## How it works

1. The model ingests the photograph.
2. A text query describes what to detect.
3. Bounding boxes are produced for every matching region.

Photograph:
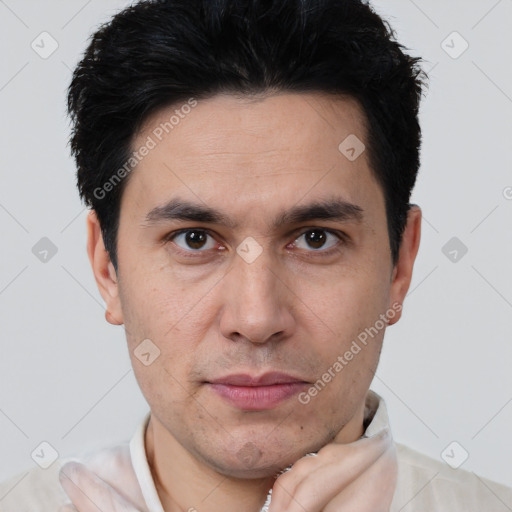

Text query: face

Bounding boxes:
[89,92,420,478]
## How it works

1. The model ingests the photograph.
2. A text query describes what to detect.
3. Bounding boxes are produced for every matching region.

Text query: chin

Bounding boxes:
[206,453,294,480]
[197,436,319,480]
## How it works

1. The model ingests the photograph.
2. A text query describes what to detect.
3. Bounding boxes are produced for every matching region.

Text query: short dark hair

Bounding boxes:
[68,0,427,271]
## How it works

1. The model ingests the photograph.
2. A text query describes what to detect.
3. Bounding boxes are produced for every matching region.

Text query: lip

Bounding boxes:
[207,372,309,411]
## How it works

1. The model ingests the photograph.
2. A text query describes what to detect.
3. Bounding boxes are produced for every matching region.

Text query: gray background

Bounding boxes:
[1,0,511,491]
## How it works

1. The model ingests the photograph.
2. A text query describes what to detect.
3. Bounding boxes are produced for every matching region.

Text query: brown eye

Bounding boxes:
[305,230,327,249]
[293,229,341,251]
[171,230,216,251]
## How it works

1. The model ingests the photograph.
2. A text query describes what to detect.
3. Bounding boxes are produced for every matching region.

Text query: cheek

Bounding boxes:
[294,271,388,402]
[128,335,196,410]
[118,283,198,405]
[299,268,389,338]
[119,266,189,335]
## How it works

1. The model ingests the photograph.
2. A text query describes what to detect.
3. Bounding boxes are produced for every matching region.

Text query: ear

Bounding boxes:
[86,210,124,326]
[388,205,422,326]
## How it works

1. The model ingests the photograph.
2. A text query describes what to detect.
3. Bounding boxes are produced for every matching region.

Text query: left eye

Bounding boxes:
[171,230,217,251]
[293,229,341,251]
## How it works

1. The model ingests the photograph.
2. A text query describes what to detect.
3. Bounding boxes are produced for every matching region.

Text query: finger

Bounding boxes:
[323,444,398,512]
[282,443,397,512]
[268,429,392,512]
[269,431,390,511]
[59,461,141,512]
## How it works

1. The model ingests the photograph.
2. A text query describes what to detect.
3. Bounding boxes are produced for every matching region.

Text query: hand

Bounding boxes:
[266,428,398,512]
[58,461,145,512]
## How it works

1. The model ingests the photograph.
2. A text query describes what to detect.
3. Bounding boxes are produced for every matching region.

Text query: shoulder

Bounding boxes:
[0,444,132,512]
[0,459,71,512]
[391,442,512,512]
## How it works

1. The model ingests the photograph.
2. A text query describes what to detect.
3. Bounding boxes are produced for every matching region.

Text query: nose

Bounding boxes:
[218,242,296,345]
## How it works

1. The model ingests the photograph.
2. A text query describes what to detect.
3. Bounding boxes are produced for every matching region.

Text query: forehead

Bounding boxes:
[123,92,383,227]
[137,91,367,163]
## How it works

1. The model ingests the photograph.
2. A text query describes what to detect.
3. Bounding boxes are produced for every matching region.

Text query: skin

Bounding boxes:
[87,92,421,512]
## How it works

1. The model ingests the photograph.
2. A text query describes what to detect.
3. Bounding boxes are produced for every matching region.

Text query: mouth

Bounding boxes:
[206,372,309,411]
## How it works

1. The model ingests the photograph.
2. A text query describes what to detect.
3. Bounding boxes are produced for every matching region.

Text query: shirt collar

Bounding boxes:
[129,414,165,512]
[362,388,391,438]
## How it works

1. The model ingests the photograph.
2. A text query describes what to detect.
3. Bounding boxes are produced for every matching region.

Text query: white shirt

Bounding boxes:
[1,390,510,511]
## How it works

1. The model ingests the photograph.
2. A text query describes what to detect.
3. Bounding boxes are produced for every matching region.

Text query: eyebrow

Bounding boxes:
[143,196,364,230]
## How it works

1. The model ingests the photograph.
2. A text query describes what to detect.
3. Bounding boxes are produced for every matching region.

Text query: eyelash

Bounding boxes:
[162,228,348,259]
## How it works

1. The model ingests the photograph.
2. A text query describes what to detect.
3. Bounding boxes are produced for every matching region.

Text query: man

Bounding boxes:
[1,0,511,511]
